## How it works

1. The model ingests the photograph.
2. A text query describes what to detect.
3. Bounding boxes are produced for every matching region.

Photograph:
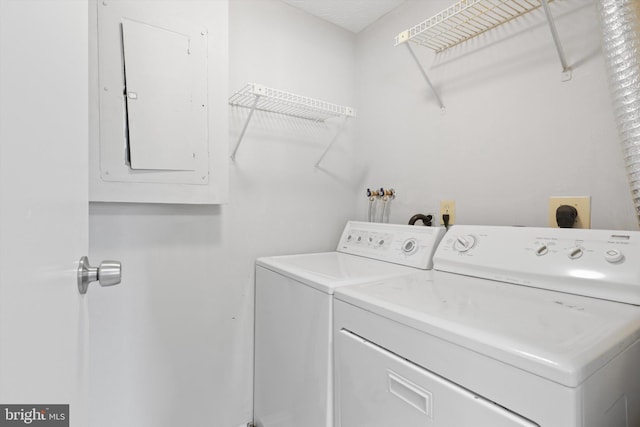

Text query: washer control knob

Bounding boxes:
[454,235,476,252]
[401,238,418,254]
[567,247,584,259]
[604,248,624,264]
[535,245,549,256]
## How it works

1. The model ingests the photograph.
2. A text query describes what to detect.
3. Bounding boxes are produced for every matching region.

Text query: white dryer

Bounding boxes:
[334,225,640,427]
[253,221,446,427]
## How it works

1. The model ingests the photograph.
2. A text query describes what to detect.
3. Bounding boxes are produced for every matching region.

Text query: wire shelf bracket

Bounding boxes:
[405,43,445,110]
[540,0,572,81]
[229,83,356,165]
[314,115,350,168]
[395,0,572,101]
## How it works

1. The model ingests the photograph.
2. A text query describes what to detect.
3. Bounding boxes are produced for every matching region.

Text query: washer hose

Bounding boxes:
[408,214,433,226]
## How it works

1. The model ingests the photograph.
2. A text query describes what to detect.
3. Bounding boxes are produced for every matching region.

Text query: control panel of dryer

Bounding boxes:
[434,225,640,305]
[337,221,446,270]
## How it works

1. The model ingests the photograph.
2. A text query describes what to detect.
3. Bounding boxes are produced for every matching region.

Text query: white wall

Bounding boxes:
[88,1,356,426]
[354,0,639,230]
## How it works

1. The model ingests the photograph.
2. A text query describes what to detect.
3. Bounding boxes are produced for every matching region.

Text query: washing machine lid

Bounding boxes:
[256,252,425,294]
[334,271,640,387]
[255,221,445,294]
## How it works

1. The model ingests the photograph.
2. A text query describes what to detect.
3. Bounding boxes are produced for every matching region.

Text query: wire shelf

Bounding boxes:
[229,83,355,122]
[395,0,552,52]
[228,83,355,164]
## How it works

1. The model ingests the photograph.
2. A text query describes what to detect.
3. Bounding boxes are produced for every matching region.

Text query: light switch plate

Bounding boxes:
[548,196,591,228]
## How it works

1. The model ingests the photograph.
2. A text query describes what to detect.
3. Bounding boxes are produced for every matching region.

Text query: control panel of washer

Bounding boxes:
[337,221,446,269]
[435,225,640,305]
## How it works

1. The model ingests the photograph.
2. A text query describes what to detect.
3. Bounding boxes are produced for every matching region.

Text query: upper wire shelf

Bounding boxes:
[229,83,355,122]
[394,0,570,108]
[395,0,553,52]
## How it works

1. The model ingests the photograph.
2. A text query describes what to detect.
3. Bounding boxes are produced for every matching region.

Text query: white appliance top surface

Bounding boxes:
[256,251,429,294]
[256,221,445,294]
[335,271,640,387]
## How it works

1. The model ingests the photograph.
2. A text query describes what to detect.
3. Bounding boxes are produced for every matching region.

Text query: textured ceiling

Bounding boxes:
[280,0,406,33]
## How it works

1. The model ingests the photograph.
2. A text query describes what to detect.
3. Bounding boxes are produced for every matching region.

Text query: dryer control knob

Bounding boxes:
[567,247,584,259]
[454,235,476,252]
[535,245,549,256]
[604,248,624,264]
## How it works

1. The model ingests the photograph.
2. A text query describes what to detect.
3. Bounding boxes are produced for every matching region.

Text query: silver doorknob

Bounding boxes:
[77,256,122,294]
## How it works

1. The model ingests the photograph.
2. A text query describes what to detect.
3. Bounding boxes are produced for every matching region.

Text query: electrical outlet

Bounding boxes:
[548,196,591,228]
[440,200,455,226]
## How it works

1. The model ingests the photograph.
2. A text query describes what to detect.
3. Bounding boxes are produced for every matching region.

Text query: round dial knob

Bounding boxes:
[535,245,549,256]
[401,238,418,254]
[453,235,476,252]
[604,248,624,263]
[567,247,584,259]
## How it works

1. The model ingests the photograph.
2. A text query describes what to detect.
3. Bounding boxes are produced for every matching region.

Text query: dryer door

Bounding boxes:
[336,330,539,427]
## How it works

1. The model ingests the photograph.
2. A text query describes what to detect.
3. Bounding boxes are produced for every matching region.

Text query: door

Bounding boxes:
[0,1,89,425]
[336,330,538,427]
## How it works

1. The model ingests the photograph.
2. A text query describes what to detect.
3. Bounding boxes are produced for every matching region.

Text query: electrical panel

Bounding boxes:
[91,1,228,204]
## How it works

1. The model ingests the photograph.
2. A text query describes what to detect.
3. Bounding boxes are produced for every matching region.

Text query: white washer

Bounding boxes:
[253,221,446,427]
[334,225,640,427]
